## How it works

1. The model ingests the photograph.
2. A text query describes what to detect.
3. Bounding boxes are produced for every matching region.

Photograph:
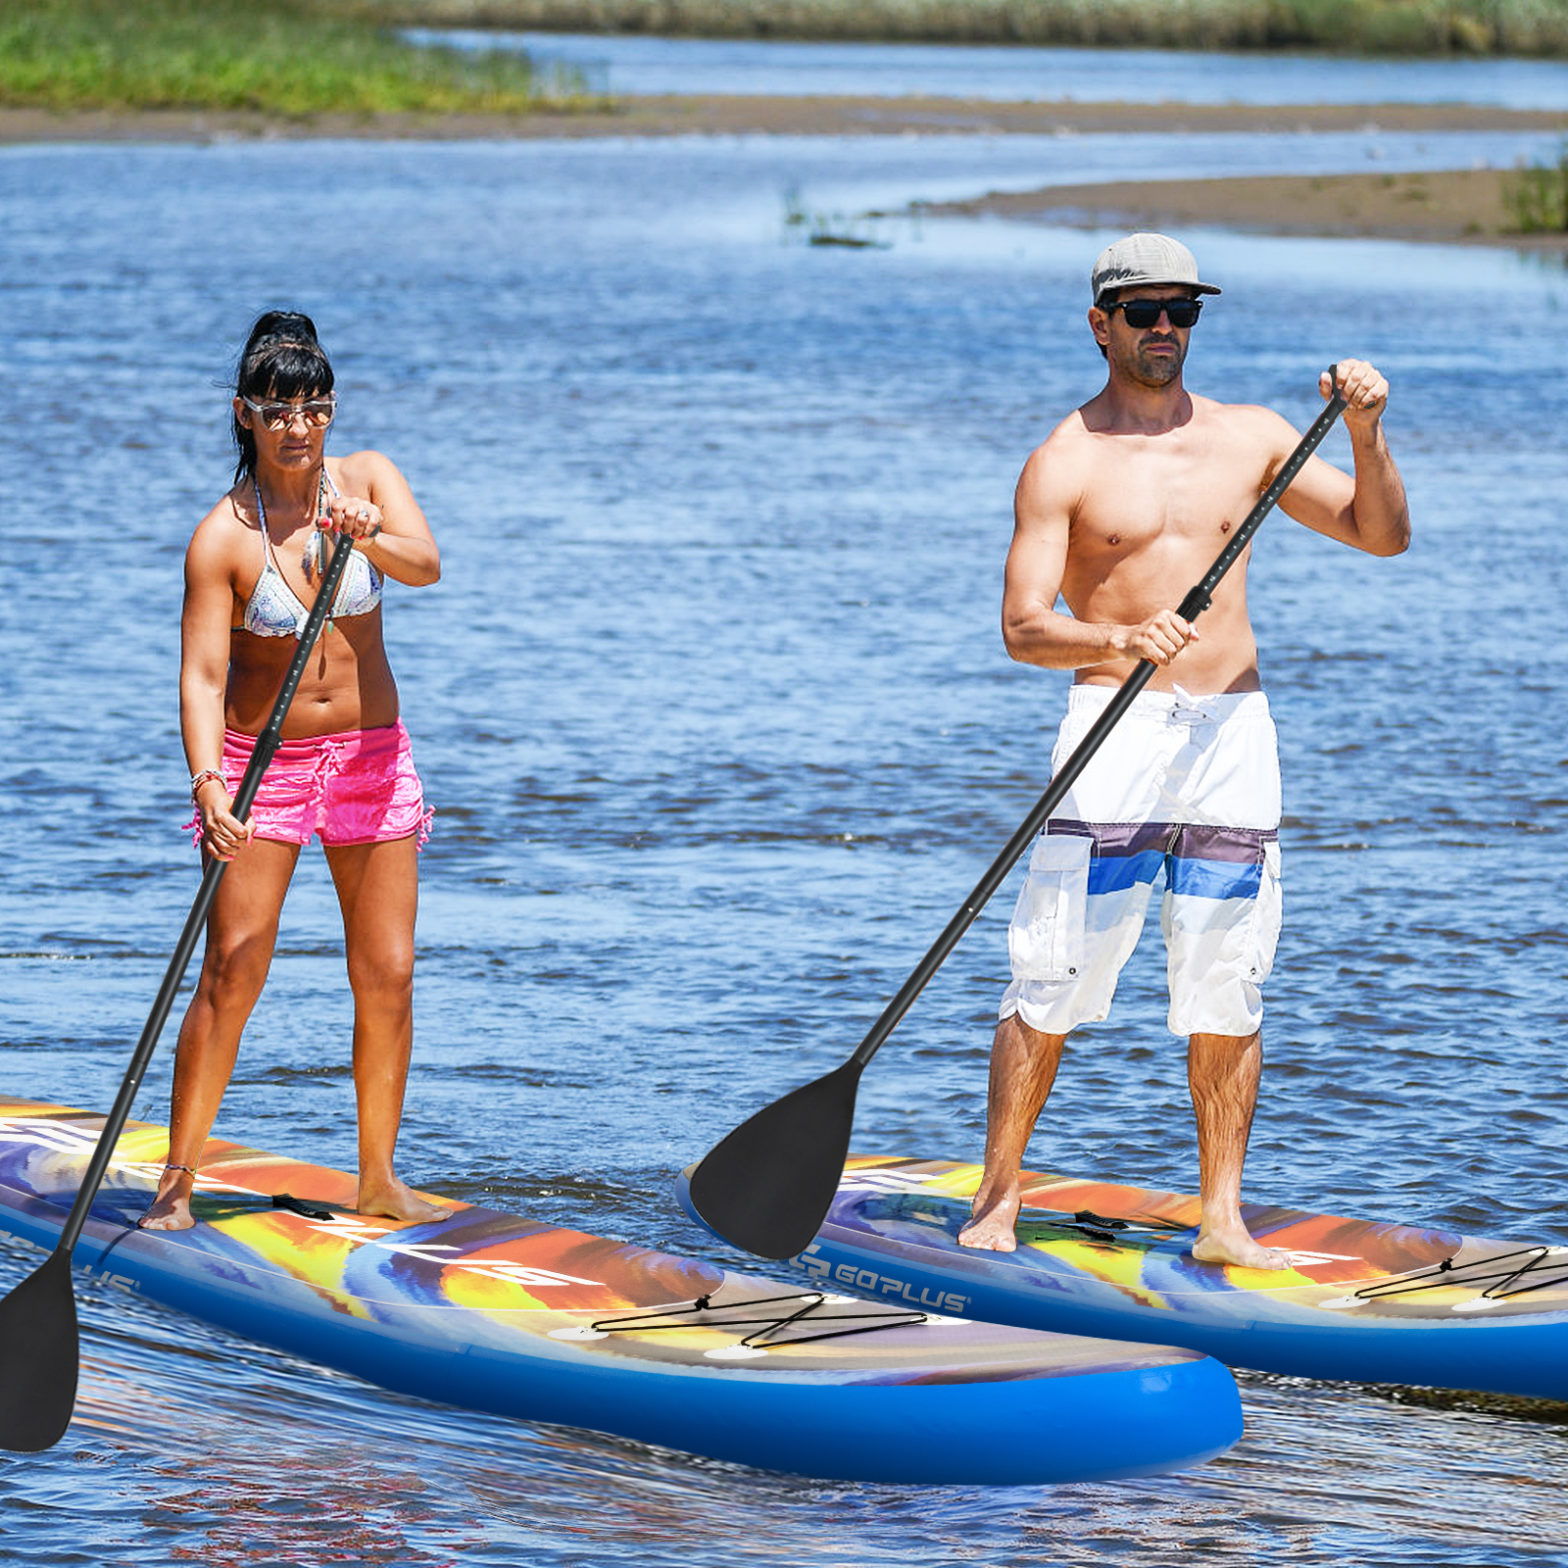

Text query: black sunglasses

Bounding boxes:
[1102,297,1204,329]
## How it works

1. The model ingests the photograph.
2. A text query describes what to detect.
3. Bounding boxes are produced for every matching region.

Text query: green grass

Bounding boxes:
[355,0,1568,56]
[0,0,603,115]
[9,0,1567,118]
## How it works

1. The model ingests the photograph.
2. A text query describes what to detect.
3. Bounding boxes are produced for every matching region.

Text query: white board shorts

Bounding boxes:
[1000,684,1283,1039]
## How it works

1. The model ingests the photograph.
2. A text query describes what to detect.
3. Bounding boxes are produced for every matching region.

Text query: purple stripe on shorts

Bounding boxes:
[1050,819,1276,863]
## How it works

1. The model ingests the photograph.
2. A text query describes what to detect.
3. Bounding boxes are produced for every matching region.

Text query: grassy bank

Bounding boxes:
[351,0,1568,56]
[0,0,601,115]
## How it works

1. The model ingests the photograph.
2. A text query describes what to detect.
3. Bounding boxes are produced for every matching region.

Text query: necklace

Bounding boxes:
[252,467,329,580]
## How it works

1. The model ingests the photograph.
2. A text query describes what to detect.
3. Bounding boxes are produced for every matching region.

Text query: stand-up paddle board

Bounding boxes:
[676,1155,1568,1401]
[0,1100,1241,1484]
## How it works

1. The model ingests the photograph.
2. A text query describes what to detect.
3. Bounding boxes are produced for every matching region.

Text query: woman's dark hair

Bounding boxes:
[231,311,335,483]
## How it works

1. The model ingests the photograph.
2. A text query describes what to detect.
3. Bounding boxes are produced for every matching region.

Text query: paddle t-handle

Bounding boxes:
[687,368,1348,1259]
[0,529,358,1453]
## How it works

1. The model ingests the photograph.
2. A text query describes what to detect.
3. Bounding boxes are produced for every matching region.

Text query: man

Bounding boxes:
[958,233,1409,1268]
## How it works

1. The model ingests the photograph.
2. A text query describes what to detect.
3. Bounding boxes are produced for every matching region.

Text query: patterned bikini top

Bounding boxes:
[240,466,383,638]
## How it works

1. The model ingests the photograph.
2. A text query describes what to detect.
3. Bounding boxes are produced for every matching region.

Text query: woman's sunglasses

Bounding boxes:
[1101,298,1204,329]
[241,395,337,430]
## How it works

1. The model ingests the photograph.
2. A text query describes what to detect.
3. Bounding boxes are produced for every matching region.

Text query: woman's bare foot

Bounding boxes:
[1191,1226,1288,1270]
[139,1166,197,1231]
[357,1176,448,1226]
[957,1179,1021,1252]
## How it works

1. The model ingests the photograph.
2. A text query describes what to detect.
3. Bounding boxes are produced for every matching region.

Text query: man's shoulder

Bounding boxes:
[1020,406,1096,473]
[1015,410,1097,511]
[1177,396,1306,477]
[1192,393,1299,443]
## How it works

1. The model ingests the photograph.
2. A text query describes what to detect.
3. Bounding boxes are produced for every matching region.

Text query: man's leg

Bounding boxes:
[958,1015,1066,1252]
[1186,1030,1286,1269]
[972,819,1155,1253]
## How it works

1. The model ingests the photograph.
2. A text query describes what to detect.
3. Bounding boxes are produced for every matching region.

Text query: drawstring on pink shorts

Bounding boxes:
[183,720,433,851]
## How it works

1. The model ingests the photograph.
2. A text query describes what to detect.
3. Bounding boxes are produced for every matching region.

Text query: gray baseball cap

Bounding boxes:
[1091,233,1220,304]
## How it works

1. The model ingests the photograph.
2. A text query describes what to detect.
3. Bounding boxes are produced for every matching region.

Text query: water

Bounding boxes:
[2,98,1567,1568]
[412,28,1568,109]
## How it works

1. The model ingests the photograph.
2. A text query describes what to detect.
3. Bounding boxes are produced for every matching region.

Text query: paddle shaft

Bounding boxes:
[847,372,1348,1072]
[53,531,358,1256]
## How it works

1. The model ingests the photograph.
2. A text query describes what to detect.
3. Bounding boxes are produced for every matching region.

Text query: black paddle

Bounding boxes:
[0,529,357,1453]
[688,368,1350,1260]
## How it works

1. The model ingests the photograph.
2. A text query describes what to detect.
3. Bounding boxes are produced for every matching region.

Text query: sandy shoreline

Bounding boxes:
[917,167,1568,251]
[5,94,1565,250]
[4,94,1564,143]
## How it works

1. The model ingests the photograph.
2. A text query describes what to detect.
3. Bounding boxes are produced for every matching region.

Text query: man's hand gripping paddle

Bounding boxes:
[0,532,358,1453]
[688,369,1350,1260]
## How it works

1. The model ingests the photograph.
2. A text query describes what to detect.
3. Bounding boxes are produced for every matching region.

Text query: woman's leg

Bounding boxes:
[141,839,300,1230]
[324,835,444,1223]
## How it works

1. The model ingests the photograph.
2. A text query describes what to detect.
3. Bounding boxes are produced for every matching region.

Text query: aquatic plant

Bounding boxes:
[782,185,892,247]
[0,0,603,115]
[1504,139,1568,232]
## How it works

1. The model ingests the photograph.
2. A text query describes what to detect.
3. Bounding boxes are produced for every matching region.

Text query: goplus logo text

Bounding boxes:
[793,1244,970,1316]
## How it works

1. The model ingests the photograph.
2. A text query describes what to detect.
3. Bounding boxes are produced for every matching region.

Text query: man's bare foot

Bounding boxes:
[139,1168,196,1232]
[1191,1227,1289,1270]
[957,1180,1020,1252]
[357,1177,448,1226]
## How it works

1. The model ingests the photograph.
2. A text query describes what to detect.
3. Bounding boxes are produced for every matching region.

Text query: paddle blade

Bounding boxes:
[686,1058,863,1260]
[0,1248,79,1452]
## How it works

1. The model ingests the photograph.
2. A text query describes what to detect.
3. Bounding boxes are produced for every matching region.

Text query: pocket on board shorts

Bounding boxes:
[1243,838,1284,984]
[1007,832,1092,985]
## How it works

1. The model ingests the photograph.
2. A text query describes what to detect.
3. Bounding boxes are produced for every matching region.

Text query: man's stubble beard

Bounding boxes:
[1115,336,1186,388]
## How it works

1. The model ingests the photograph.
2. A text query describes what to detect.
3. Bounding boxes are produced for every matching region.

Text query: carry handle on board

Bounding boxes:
[686,368,1350,1261]
[0,530,358,1454]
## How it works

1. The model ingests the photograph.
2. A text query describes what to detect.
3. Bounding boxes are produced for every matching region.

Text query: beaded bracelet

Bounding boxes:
[189,769,225,804]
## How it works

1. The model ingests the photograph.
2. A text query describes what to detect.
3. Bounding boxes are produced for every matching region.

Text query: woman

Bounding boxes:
[142,311,445,1231]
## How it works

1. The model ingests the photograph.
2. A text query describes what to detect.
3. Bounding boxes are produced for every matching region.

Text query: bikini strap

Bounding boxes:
[253,478,278,571]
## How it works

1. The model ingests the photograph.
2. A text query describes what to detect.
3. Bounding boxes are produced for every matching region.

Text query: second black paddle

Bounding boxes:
[688,369,1349,1260]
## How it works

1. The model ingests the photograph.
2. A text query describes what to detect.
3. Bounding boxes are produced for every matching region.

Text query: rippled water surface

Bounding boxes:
[1,99,1566,1568]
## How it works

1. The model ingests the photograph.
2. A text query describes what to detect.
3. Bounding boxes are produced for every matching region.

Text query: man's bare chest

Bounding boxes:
[1069,444,1271,555]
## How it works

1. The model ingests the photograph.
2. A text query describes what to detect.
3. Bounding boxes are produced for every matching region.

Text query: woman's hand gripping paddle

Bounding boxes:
[0,531,359,1453]
[687,369,1350,1260]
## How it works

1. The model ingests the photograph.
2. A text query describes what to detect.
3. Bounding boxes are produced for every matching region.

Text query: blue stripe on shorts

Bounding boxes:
[1059,820,1273,903]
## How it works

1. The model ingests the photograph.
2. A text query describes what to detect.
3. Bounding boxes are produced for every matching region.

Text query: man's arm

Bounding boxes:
[1274,358,1411,557]
[1002,434,1198,670]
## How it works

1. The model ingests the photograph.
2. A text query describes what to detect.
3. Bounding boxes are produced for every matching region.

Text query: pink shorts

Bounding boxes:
[187,721,433,850]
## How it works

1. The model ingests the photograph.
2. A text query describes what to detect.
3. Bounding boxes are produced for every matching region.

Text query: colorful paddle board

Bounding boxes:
[676,1155,1568,1401]
[0,1100,1242,1484]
